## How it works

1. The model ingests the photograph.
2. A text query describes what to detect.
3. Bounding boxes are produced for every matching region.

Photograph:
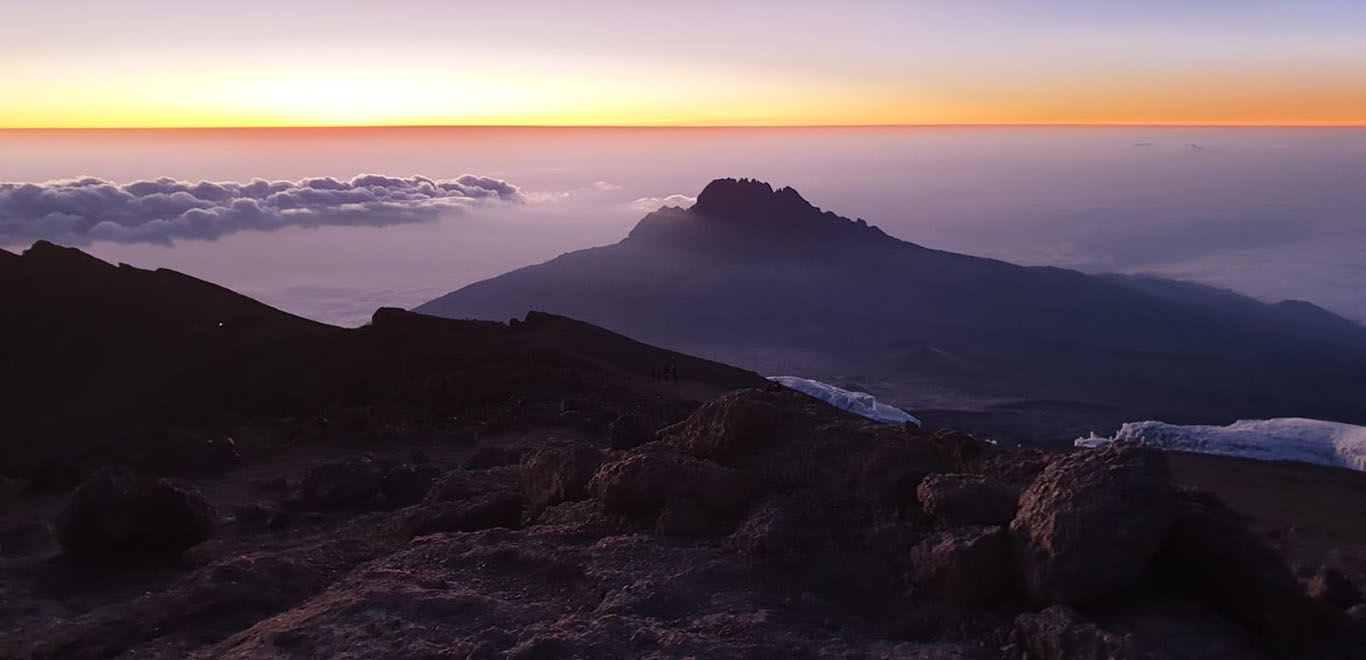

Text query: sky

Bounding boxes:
[4,1,1366,128]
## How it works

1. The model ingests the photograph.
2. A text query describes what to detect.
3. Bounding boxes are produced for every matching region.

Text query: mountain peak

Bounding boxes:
[17,240,113,272]
[693,177,808,215]
[691,178,815,218]
[627,178,889,247]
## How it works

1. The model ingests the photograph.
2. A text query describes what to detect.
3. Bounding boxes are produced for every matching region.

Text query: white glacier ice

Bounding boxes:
[1076,418,1366,472]
[767,376,921,426]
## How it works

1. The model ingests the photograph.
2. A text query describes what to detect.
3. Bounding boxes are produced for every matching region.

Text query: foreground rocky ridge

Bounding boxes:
[4,389,1364,659]
[4,243,1366,658]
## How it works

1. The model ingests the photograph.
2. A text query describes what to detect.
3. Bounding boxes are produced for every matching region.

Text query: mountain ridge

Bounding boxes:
[418,178,1366,441]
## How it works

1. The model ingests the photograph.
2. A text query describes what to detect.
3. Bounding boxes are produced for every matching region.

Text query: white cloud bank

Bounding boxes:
[1077,418,1366,472]
[0,174,522,246]
[631,194,696,212]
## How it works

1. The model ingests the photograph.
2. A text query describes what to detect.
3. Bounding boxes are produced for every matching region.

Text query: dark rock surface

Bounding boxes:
[521,444,604,511]
[1156,488,1358,657]
[917,473,1018,527]
[299,456,383,507]
[380,462,442,505]
[1010,443,1175,605]
[56,467,214,560]
[910,526,1014,606]
[590,442,756,533]
[1008,606,1133,660]
[1308,565,1365,611]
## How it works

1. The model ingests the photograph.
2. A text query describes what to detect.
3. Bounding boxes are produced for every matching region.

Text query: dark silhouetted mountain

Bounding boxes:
[0,241,764,480]
[418,178,1366,439]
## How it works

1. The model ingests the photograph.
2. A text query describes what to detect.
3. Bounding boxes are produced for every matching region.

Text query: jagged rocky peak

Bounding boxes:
[690,177,816,219]
[627,177,887,245]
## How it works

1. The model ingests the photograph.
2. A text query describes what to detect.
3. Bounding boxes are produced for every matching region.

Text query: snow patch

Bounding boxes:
[767,376,920,426]
[1076,418,1366,472]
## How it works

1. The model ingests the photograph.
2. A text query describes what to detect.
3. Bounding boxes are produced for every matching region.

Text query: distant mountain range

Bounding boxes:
[418,178,1366,441]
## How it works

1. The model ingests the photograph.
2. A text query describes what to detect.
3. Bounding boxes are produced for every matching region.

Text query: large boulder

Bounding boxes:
[1009,443,1175,605]
[917,473,1017,527]
[520,444,604,510]
[1157,489,1357,656]
[909,526,1014,606]
[56,467,214,559]
[589,442,756,534]
[299,456,383,507]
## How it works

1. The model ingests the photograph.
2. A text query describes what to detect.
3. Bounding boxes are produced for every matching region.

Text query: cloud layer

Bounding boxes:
[630,194,696,212]
[0,174,522,245]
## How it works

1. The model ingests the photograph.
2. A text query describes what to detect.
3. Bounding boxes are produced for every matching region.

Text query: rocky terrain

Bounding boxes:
[3,243,1366,659]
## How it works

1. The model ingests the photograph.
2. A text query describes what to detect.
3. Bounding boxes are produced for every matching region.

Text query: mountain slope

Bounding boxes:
[0,241,765,479]
[418,178,1366,439]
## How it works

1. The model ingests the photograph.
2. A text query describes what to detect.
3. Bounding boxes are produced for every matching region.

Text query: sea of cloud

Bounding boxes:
[0,174,521,245]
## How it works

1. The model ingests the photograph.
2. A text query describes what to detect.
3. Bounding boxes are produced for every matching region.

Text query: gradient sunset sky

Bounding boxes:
[5,0,1365,128]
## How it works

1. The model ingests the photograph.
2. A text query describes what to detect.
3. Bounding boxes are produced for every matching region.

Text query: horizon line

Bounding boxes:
[3,122,1366,132]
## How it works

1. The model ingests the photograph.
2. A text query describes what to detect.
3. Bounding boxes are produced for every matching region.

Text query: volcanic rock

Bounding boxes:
[1157,488,1354,655]
[910,525,1014,606]
[520,444,604,510]
[56,467,214,559]
[728,493,837,558]
[1010,443,1175,605]
[917,473,1017,527]
[405,492,528,536]
[299,456,383,507]
[380,463,443,505]
[424,465,520,504]
[1008,606,1133,660]
[589,442,755,532]
[463,445,525,469]
[608,412,655,450]
[233,502,290,530]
